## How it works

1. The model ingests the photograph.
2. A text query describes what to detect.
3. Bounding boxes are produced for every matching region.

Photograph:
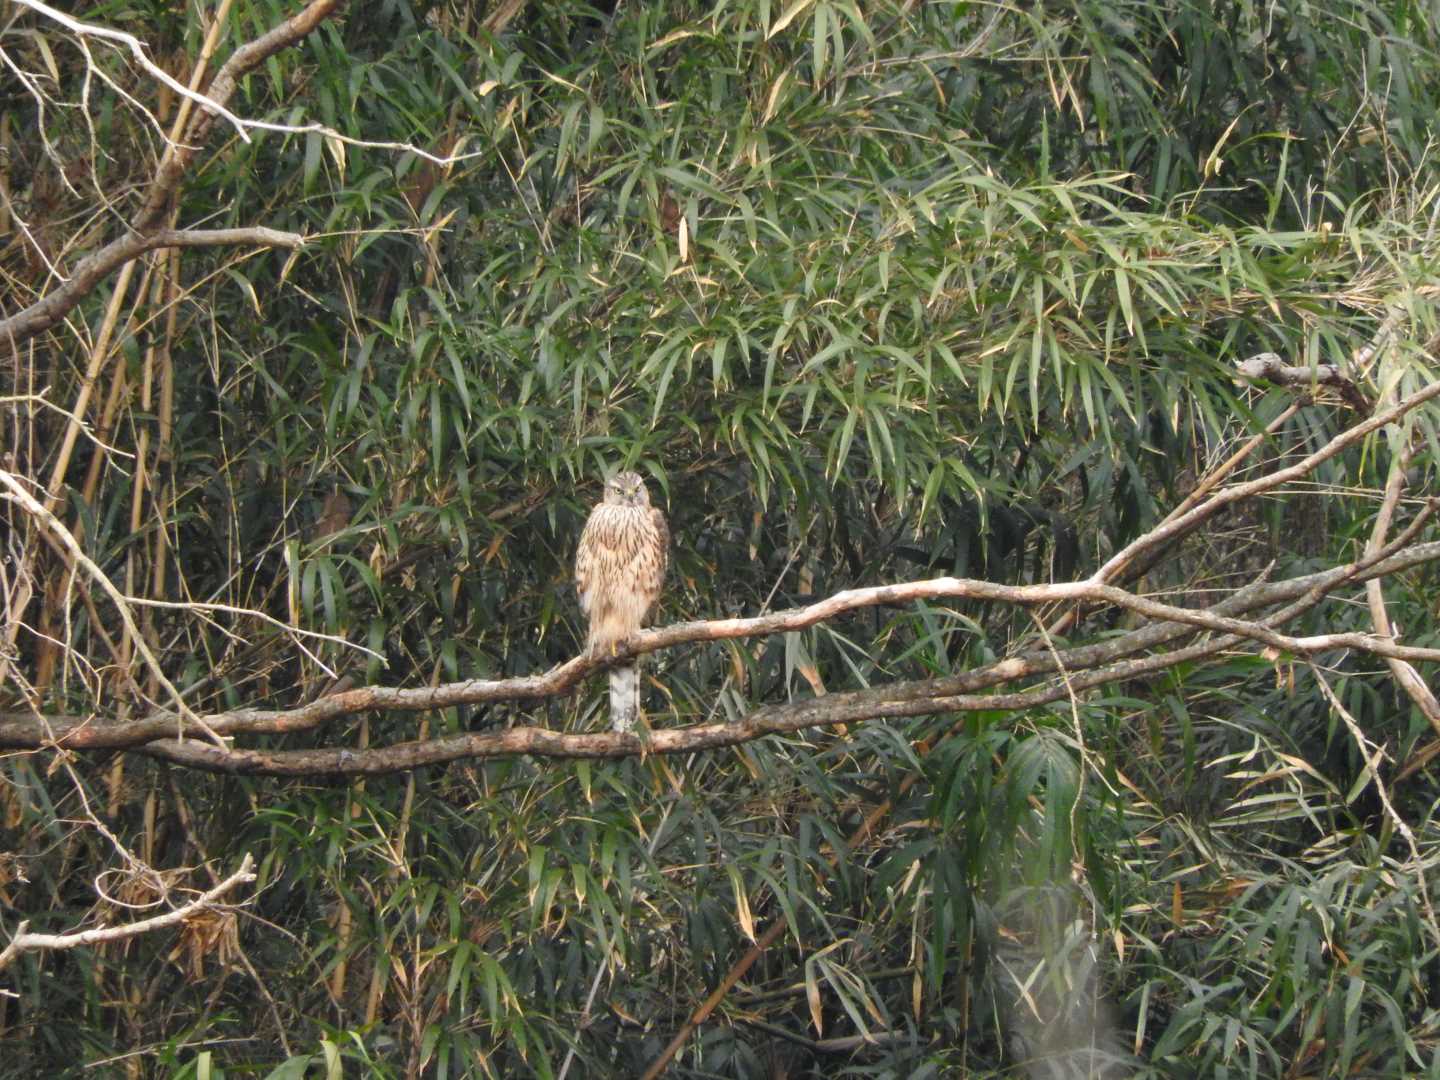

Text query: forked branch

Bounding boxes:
[0,0,345,346]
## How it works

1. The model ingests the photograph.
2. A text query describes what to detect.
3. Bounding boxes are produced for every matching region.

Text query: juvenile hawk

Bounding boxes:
[575,471,669,732]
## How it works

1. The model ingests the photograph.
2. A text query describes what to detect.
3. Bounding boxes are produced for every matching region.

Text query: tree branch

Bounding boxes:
[1235,350,1370,413]
[134,0,348,232]
[1,536,1435,757]
[0,468,227,746]
[0,854,255,975]
[1092,366,1440,582]
[4,348,1437,775]
[1365,446,1440,737]
[0,534,1421,775]
[0,228,305,345]
[0,0,343,346]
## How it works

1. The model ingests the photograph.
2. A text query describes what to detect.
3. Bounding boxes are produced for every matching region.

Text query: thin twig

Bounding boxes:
[0,468,229,747]
[1311,668,1440,947]
[12,0,261,140]
[0,392,136,458]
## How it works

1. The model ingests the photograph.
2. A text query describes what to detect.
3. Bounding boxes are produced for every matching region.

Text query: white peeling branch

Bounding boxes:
[6,536,1440,763]
[0,0,343,349]
[0,854,255,976]
[157,227,306,249]
[1365,446,1440,737]
[0,226,306,343]
[226,119,490,168]
[11,0,258,140]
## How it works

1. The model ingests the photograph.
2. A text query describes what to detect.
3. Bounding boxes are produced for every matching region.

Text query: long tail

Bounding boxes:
[609,663,640,733]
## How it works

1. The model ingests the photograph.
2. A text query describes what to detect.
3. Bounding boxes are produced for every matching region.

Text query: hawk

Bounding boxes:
[575,471,669,732]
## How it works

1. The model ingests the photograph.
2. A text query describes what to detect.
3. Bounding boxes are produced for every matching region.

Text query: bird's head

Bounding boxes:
[604,470,650,507]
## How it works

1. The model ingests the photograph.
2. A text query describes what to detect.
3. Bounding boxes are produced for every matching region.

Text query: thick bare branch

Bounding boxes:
[121,598,1416,777]
[3,356,1437,774]
[157,226,306,250]
[2,535,1432,775]
[1365,447,1440,737]
[0,228,305,344]
[134,0,347,232]
[0,536,1434,752]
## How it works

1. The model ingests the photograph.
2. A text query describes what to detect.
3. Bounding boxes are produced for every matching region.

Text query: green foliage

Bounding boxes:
[4,0,1440,1076]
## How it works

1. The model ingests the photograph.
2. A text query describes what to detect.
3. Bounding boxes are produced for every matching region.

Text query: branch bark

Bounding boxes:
[1365,446,1440,737]
[1235,350,1370,413]
[0,228,305,351]
[1092,368,1440,583]
[0,468,227,746]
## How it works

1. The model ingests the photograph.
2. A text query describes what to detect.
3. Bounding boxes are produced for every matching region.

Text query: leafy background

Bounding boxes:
[3,0,1440,1075]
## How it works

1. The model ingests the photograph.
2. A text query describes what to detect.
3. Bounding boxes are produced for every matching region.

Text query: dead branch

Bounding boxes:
[0,228,306,348]
[1044,398,1304,638]
[0,0,344,347]
[11,0,263,140]
[156,227,306,250]
[1365,445,1440,737]
[1235,350,1370,413]
[2,354,1437,775]
[0,468,227,747]
[0,854,256,976]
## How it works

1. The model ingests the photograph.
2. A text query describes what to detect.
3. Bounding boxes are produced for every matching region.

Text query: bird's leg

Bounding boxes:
[585,634,638,664]
[585,638,622,663]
